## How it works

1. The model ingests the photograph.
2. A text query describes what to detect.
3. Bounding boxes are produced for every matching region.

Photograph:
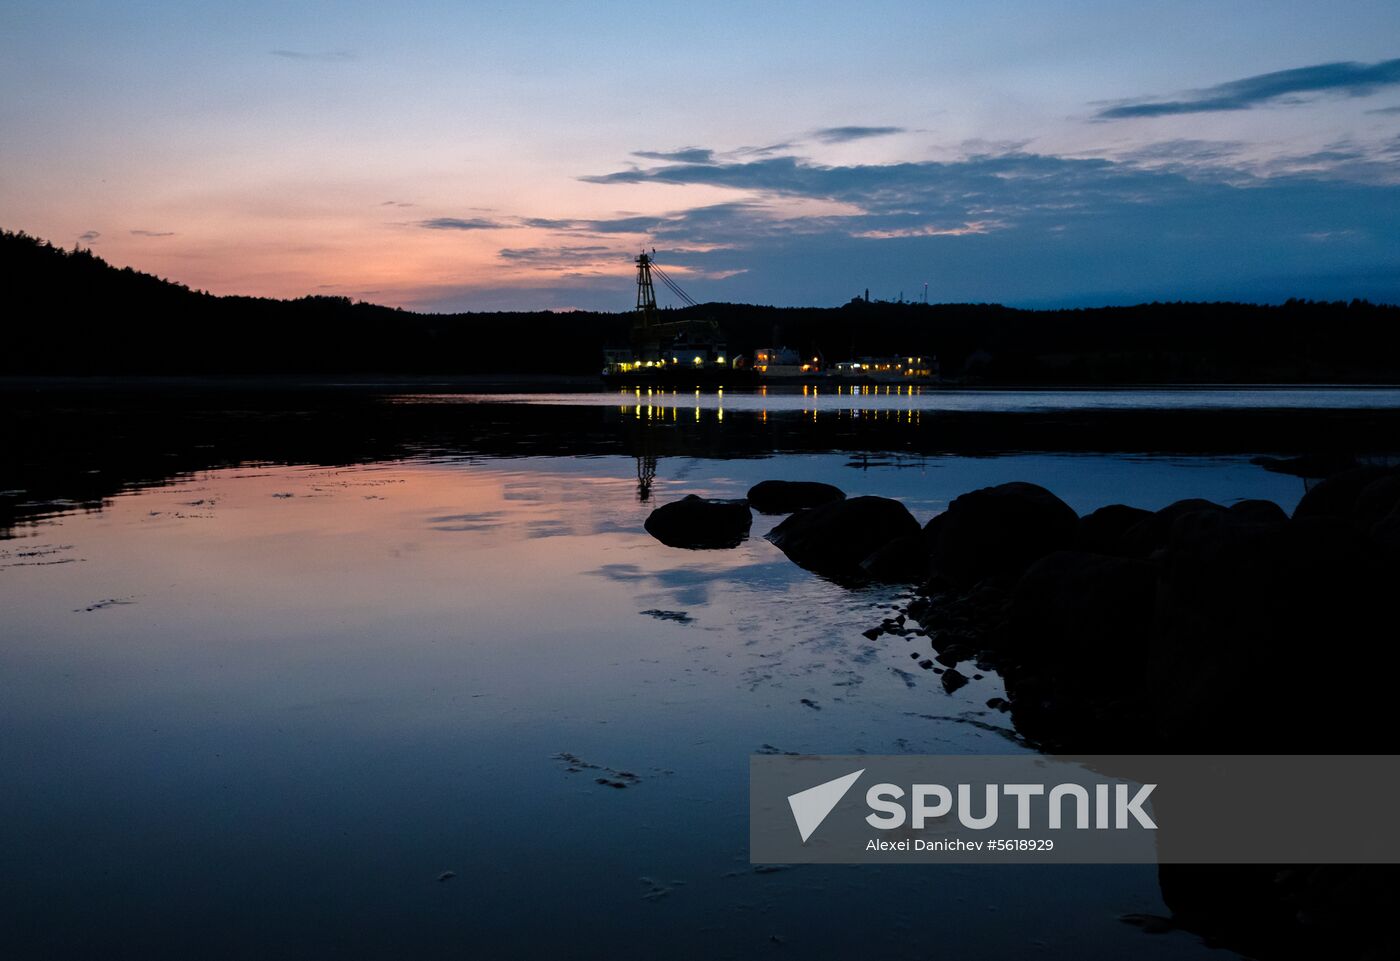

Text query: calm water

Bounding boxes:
[2,398,1328,959]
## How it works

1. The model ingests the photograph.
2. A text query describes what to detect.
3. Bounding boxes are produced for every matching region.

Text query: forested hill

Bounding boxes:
[6,228,1400,383]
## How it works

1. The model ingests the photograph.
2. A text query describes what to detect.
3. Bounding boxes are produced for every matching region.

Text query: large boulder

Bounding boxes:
[767,495,919,577]
[1120,498,1226,557]
[1000,550,1159,749]
[644,495,752,549]
[859,533,932,583]
[1075,504,1153,556]
[746,480,845,515]
[927,481,1078,586]
[1149,511,1390,750]
[1292,466,1392,520]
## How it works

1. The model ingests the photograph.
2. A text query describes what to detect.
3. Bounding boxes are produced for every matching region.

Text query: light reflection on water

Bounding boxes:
[0,450,1286,958]
[398,384,1400,418]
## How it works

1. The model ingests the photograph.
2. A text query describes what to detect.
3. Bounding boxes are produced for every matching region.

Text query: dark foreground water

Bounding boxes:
[2,385,1392,960]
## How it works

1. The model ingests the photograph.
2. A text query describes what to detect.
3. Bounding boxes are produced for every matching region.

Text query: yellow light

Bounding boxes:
[693,356,702,364]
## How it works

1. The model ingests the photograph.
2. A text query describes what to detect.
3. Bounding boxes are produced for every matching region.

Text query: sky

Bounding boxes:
[2,0,1399,311]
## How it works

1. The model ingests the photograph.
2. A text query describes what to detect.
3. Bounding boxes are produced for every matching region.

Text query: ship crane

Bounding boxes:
[602,250,741,385]
[635,250,698,327]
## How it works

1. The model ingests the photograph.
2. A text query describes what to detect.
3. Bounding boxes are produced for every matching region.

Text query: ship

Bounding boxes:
[601,252,756,387]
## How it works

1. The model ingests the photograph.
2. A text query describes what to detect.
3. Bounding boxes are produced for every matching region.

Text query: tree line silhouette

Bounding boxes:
[5,228,1399,382]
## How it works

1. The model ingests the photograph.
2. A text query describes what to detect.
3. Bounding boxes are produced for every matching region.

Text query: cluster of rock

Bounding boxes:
[645,465,1400,959]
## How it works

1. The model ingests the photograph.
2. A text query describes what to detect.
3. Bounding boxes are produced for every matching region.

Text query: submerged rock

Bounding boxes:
[746,480,845,514]
[927,481,1079,585]
[644,495,752,549]
[767,495,919,577]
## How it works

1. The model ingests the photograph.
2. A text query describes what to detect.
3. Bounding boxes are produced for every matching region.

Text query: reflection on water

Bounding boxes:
[0,441,1312,958]
[412,384,1400,415]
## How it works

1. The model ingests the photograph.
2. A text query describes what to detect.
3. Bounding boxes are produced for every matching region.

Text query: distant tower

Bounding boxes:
[922,282,928,304]
[635,252,657,327]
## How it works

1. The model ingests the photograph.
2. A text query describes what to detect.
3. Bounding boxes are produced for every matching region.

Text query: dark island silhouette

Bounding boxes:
[5,228,1400,383]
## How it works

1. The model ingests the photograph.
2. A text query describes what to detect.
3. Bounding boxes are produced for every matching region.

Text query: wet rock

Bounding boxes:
[767,495,919,577]
[1075,504,1153,556]
[940,668,969,693]
[859,533,933,582]
[927,481,1079,586]
[644,494,751,549]
[746,480,845,515]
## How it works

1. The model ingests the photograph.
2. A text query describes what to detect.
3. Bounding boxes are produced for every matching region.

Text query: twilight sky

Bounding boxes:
[3,0,1399,311]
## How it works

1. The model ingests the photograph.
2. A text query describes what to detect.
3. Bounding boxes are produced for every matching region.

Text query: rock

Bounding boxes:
[1000,550,1160,748]
[1293,466,1392,520]
[644,494,751,549]
[1150,512,1391,751]
[1120,498,1226,557]
[746,480,845,515]
[1076,504,1153,556]
[927,481,1079,585]
[767,495,919,577]
[859,533,933,582]
[1226,499,1288,526]
[941,668,969,693]
[1355,474,1400,527]
[1373,502,1400,561]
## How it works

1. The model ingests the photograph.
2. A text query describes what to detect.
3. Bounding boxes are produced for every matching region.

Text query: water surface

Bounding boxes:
[2,428,1315,958]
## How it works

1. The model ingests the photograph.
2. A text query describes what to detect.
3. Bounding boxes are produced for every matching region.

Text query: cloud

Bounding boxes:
[521,215,663,234]
[130,228,175,237]
[632,147,716,164]
[812,125,906,143]
[270,49,356,62]
[77,230,100,243]
[553,145,1400,310]
[1097,58,1400,119]
[381,200,416,208]
[416,216,507,230]
[497,245,631,269]
[1367,105,1400,115]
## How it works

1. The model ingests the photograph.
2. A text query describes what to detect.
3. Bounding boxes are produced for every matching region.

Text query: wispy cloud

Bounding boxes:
[497,245,629,269]
[416,217,507,230]
[130,228,175,237]
[270,49,356,62]
[1097,58,1400,119]
[77,230,100,243]
[1367,104,1400,115]
[812,125,905,143]
[381,200,416,208]
[632,147,716,164]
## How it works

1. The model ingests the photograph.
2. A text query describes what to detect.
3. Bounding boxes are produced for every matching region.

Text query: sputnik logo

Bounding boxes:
[787,769,864,843]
